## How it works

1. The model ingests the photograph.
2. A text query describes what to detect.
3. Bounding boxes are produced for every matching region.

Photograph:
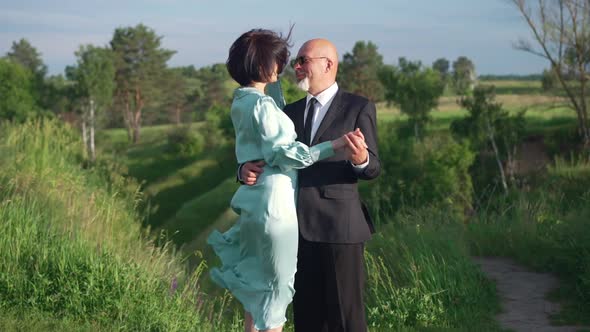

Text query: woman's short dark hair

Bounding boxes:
[226,27,293,86]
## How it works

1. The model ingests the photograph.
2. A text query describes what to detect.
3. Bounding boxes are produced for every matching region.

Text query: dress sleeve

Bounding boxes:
[265,80,286,110]
[252,96,334,172]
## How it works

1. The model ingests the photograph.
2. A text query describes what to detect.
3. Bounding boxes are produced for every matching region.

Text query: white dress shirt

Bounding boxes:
[305,82,369,170]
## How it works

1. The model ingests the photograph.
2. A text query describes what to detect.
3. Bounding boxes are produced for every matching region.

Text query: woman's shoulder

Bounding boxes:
[234,87,275,105]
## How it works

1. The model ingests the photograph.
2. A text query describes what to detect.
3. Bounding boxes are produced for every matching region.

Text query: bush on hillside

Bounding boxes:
[165,125,205,157]
[202,104,233,148]
[368,122,474,223]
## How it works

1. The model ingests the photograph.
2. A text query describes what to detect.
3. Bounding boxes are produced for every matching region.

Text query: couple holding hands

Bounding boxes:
[208,27,380,332]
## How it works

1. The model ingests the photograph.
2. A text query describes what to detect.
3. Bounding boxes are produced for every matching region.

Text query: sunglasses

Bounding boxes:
[290,56,330,68]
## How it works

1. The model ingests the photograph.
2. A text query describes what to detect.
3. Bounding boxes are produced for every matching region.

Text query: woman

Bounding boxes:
[207,28,360,332]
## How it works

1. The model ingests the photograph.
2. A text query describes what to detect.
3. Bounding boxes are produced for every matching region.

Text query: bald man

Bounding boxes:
[241,39,380,331]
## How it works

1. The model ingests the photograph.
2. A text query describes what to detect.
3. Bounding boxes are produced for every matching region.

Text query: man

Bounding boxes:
[241,38,380,331]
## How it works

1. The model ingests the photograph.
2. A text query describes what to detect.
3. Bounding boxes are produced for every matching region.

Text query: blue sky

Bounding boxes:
[0,0,547,76]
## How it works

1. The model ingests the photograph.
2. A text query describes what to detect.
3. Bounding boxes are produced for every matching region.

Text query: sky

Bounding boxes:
[0,0,548,76]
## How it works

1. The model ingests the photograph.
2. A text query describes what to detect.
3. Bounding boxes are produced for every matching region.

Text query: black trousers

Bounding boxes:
[293,237,367,332]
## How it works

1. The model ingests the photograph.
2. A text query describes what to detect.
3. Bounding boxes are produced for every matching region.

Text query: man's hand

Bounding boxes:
[240,160,265,185]
[346,128,368,165]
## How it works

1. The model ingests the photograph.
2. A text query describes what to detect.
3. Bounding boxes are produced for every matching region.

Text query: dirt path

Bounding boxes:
[473,257,589,332]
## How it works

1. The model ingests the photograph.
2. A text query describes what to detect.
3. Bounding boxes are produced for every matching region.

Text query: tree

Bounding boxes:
[452,56,476,95]
[0,58,38,121]
[432,57,450,83]
[110,24,175,143]
[511,0,590,146]
[161,68,190,125]
[279,66,306,104]
[43,74,75,115]
[68,45,115,161]
[6,38,48,107]
[379,58,445,138]
[280,76,306,104]
[339,41,385,102]
[6,38,47,79]
[451,85,526,194]
[541,66,559,92]
[196,63,233,111]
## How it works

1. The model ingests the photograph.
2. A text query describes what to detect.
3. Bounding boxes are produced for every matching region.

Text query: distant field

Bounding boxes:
[480,79,543,95]
[377,79,575,133]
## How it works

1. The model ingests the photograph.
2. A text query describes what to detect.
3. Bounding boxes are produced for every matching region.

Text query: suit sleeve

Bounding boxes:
[355,101,381,180]
[253,97,334,172]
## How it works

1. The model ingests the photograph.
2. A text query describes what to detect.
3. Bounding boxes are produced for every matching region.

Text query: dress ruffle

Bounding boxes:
[207,225,295,330]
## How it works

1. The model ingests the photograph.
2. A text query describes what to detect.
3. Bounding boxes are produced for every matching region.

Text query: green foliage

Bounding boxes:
[68,45,116,126]
[541,67,559,92]
[188,63,234,119]
[0,59,39,121]
[451,85,526,191]
[368,122,474,222]
[479,74,543,81]
[111,24,176,142]
[42,74,75,115]
[165,125,206,157]
[432,57,450,83]
[452,56,476,95]
[339,41,385,102]
[280,76,306,104]
[203,104,234,147]
[452,85,524,149]
[161,68,191,124]
[111,24,175,90]
[6,38,47,79]
[379,58,445,138]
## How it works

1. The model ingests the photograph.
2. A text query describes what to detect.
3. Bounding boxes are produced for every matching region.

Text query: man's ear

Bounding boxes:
[325,59,333,73]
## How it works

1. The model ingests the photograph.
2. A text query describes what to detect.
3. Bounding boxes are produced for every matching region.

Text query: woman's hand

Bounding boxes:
[345,129,369,165]
[331,129,367,152]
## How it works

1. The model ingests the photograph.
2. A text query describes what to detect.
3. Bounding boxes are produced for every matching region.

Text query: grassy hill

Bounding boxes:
[3,79,588,329]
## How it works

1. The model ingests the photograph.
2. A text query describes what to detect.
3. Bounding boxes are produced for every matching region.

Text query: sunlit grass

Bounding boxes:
[0,120,242,331]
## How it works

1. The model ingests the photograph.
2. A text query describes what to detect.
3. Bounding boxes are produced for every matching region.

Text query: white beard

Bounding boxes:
[297,77,310,92]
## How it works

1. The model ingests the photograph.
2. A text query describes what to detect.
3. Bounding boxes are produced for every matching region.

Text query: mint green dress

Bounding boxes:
[207,87,334,330]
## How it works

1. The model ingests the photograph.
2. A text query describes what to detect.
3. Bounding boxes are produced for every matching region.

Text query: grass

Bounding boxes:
[143,147,236,229]
[479,79,543,95]
[0,120,242,331]
[160,177,240,247]
[365,212,502,330]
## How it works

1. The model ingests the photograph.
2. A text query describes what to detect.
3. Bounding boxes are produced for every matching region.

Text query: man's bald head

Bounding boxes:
[300,39,338,64]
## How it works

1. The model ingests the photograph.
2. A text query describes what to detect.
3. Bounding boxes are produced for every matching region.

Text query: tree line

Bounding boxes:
[0,24,479,144]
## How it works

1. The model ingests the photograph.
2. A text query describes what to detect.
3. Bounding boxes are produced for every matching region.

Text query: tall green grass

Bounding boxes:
[0,120,242,331]
[467,157,590,325]
[365,210,501,330]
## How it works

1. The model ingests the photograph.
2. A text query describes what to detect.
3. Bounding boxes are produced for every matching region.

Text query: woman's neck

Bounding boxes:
[247,82,266,94]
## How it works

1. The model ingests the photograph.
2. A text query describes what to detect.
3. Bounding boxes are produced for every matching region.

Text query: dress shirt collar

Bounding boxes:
[306,82,339,107]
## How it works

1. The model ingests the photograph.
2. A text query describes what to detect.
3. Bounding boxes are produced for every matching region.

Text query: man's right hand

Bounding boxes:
[240,160,265,185]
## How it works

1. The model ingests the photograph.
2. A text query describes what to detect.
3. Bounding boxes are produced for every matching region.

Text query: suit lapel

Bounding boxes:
[312,90,344,145]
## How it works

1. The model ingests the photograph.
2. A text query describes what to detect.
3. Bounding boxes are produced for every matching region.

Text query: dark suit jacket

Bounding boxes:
[284,88,380,244]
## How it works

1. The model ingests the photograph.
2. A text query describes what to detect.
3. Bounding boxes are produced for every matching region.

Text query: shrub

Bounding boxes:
[165,125,205,157]
[368,121,474,223]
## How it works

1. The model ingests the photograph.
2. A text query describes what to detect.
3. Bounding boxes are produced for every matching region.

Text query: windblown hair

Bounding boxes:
[226,27,293,86]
